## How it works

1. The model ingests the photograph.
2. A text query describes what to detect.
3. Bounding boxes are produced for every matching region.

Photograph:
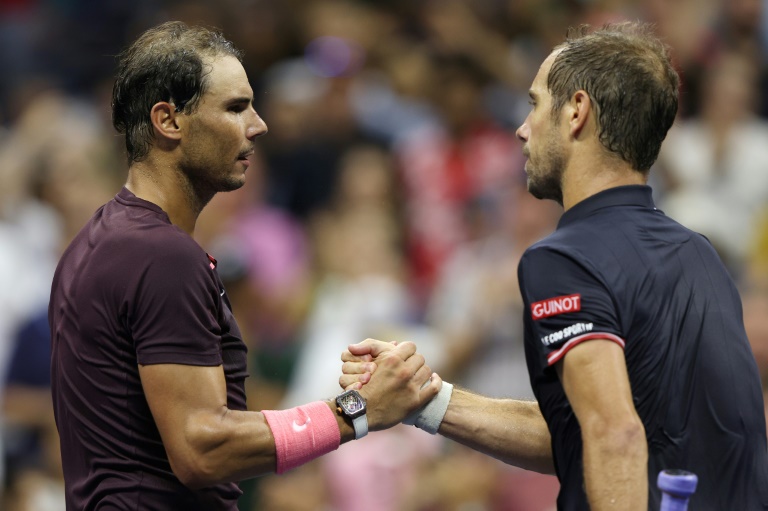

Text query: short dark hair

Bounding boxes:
[112,21,243,164]
[548,22,679,172]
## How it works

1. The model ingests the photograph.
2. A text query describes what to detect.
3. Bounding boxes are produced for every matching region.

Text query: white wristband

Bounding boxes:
[403,381,453,434]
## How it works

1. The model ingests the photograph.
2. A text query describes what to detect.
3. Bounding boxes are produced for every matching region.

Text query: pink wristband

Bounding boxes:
[262,401,341,474]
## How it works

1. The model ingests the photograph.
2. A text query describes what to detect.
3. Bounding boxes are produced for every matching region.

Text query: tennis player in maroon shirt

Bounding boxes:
[49,21,442,511]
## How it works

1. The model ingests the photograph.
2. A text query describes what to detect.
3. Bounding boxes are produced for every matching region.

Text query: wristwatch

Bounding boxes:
[335,389,368,439]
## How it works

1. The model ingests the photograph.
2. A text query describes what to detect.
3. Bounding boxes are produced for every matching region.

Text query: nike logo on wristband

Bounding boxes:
[292,417,311,432]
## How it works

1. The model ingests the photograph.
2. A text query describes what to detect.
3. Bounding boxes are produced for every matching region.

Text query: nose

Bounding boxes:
[247,108,268,140]
[515,121,529,142]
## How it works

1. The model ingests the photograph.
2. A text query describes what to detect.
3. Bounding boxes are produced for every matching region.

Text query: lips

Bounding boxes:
[237,151,253,169]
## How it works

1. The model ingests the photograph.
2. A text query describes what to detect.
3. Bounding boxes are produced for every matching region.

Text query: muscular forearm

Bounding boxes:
[438,388,554,474]
[581,417,648,510]
[149,342,438,488]
[178,407,276,487]
[176,401,354,488]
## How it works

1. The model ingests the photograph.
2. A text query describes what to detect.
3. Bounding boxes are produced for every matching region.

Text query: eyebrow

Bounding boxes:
[225,96,253,107]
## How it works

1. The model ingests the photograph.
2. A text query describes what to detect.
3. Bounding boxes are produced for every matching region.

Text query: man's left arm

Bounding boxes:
[558,339,647,511]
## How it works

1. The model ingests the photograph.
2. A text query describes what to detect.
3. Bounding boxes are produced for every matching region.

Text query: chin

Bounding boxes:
[222,178,246,192]
[215,172,246,192]
[527,180,562,205]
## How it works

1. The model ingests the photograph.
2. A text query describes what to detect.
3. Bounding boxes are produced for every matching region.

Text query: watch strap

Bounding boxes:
[352,413,368,439]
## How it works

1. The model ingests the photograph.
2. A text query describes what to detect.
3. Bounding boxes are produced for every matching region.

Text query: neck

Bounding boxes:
[561,156,647,211]
[125,156,208,236]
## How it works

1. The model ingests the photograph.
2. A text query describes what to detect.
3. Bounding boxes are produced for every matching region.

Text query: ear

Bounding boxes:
[567,90,592,139]
[149,102,182,143]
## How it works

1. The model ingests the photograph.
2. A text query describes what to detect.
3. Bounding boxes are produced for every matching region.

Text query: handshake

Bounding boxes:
[337,338,454,437]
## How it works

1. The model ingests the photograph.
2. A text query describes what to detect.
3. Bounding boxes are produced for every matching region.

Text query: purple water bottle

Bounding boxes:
[657,469,698,511]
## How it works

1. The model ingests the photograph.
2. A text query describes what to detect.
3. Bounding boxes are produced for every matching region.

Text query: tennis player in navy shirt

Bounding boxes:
[343,22,768,510]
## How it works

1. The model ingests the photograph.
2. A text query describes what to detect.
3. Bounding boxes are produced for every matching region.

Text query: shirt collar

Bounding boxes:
[557,185,657,229]
[116,187,168,217]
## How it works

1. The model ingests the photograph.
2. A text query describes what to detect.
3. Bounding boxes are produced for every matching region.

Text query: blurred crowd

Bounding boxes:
[1,0,768,510]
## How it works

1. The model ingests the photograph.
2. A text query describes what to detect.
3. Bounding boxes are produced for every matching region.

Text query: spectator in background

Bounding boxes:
[426,181,560,399]
[281,142,418,410]
[657,50,768,272]
[715,0,765,58]
[714,0,768,119]
[259,0,393,222]
[396,52,523,306]
[743,211,768,432]
[0,89,118,510]
[275,143,443,511]
[642,0,720,118]
[257,59,342,220]
[348,36,442,146]
[2,316,63,511]
[424,181,562,510]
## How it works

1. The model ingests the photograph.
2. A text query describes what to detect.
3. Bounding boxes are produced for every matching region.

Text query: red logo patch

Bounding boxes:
[531,294,581,320]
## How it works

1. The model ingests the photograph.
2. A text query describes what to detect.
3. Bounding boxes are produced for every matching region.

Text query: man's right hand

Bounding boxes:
[339,339,441,431]
[339,338,398,390]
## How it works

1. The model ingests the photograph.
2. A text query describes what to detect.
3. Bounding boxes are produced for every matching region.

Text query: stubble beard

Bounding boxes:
[182,119,248,208]
[179,150,246,211]
[526,131,565,206]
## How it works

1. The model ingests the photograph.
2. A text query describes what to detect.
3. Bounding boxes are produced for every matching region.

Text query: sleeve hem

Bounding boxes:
[546,332,625,366]
[137,351,223,366]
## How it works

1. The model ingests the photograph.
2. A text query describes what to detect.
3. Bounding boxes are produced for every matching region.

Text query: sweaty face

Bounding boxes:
[179,55,267,199]
[516,51,566,205]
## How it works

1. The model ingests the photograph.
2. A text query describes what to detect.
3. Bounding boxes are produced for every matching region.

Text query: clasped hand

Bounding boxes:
[339,338,442,431]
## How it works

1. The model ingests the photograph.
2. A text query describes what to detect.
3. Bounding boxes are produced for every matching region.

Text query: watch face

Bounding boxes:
[337,390,366,417]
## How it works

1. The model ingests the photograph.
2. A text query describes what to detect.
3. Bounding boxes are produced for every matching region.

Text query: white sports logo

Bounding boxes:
[292,417,311,432]
[541,322,594,346]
